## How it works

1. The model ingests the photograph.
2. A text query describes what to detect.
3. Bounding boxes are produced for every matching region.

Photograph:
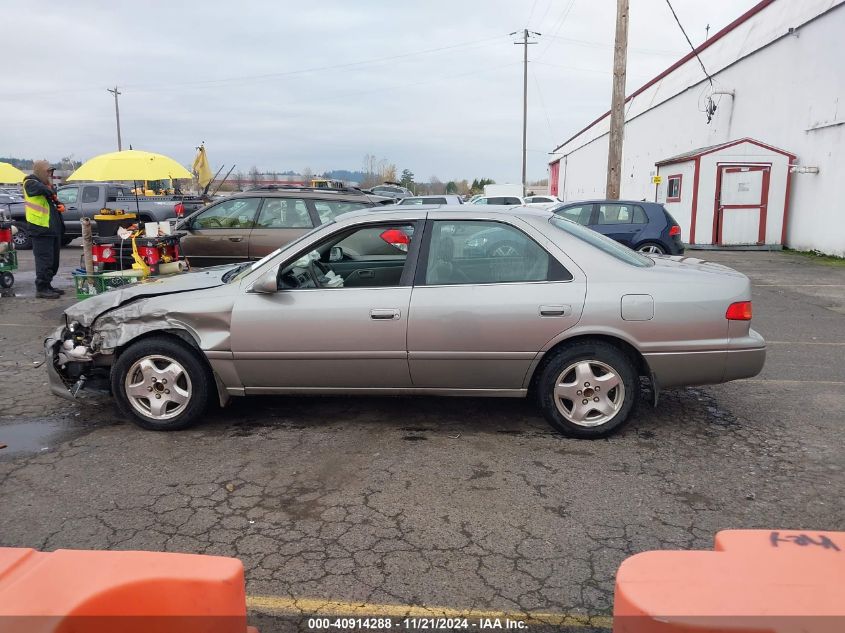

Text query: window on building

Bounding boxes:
[667,175,682,202]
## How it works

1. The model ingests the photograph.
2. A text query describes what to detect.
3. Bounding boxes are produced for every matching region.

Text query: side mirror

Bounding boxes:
[249,268,279,294]
[329,246,344,262]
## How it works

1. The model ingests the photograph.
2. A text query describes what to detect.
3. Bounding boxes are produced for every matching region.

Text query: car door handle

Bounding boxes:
[228,236,243,242]
[370,309,400,320]
[539,304,570,317]
[358,269,375,279]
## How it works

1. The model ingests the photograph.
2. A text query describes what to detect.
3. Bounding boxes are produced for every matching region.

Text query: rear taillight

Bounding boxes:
[380,228,410,252]
[669,225,681,237]
[174,202,185,217]
[726,301,752,321]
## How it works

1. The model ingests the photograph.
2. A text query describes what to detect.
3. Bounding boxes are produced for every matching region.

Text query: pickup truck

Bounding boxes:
[10,182,206,249]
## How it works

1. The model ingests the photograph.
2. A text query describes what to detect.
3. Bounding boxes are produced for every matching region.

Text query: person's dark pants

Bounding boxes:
[31,233,61,291]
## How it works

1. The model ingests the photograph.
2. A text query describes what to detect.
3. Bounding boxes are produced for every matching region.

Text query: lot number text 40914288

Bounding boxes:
[307,617,528,630]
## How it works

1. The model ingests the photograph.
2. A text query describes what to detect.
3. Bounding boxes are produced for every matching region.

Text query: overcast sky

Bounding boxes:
[1,0,758,183]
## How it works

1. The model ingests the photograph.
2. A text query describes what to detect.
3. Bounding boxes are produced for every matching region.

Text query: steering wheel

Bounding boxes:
[203,217,223,228]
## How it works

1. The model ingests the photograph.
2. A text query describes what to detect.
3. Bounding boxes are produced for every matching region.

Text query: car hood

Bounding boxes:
[65,267,230,327]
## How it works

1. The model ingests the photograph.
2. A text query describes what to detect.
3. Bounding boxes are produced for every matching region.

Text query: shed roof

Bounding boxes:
[655,138,796,166]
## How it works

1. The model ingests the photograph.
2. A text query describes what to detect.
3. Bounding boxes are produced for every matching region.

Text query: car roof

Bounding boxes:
[561,199,662,207]
[227,187,379,202]
[336,204,555,223]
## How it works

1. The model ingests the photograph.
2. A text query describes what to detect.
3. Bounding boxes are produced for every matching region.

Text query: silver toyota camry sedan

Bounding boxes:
[46,206,765,438]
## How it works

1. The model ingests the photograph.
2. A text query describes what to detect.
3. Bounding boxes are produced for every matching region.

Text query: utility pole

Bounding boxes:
[107,86,122,151]
[512,29,539,195]
[605,0,629,200]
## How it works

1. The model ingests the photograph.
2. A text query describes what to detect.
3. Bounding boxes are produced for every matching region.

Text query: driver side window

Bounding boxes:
[279,223,415,290]
[192,198,260,229]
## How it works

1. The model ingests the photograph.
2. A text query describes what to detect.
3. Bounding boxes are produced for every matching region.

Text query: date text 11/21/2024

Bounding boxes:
[307,618,528,629]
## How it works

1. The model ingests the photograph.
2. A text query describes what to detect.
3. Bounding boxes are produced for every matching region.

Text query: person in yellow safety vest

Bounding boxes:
[23,160,65,299]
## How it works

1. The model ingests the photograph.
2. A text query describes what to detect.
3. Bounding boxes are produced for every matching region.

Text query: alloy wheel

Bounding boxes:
[124,354,192,421]
[638,244,665,254]
[553,360,625,427]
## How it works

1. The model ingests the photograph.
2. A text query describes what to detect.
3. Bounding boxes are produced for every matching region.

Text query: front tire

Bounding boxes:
[536,341,639,438]
[111,336,211,431]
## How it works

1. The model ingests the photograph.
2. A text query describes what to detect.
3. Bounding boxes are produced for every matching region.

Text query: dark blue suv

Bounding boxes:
[551,200,684,255]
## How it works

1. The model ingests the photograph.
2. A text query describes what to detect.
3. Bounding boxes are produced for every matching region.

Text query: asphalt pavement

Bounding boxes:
[1,243,843,632]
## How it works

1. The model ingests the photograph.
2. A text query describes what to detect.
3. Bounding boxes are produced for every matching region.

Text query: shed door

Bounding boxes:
[549,161,560,196]
[715,165,770,245]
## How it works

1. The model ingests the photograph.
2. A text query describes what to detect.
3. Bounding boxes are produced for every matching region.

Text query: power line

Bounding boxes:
[526,0,540,26]
[1,35,508,100]
[664,0,713,85]
[541,33,684,56]
[530,67,555,139]
[126,35,508,92]
[536,0,577,62]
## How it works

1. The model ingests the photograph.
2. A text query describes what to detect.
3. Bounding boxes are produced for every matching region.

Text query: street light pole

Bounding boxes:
[107,86,122,151]
[513,29,539,195]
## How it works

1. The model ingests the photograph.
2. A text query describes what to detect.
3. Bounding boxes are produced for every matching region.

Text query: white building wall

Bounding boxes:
[553,0,845,255]
[656,161,695,242]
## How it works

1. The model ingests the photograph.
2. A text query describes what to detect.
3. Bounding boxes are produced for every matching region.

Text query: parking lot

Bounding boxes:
[1,244,843,631]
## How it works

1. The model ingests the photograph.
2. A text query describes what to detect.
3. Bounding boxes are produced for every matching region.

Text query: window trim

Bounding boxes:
[666,174,682,203]
[414,218,573,288]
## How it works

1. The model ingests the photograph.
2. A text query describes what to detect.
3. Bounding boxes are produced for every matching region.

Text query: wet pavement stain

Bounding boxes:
[0,417,86,460]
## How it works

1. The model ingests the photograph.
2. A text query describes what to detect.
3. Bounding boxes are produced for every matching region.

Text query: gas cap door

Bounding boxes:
[621,294,654,321]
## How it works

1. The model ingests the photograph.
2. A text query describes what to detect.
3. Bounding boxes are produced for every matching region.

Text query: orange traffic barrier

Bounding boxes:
[0,547,258,633]
[613,529,845,633]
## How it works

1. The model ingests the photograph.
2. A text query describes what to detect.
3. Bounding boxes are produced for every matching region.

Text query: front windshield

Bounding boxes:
[225,221,334,283]
[549,216,654,267]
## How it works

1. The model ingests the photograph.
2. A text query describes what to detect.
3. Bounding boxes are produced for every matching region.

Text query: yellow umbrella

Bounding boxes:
[66,149,192,182]
[0,162,26,183]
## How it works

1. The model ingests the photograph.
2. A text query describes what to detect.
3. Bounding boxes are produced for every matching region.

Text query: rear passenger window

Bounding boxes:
[256,198,312,228]
[632,206,648,224]
[81,186,100,204]
[312,200,370,224]
[556,205,592,225]
[597,204,647,224]
[424,221,570,285]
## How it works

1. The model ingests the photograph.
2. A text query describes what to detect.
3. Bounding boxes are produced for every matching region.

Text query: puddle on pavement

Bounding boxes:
[0,418,85,460]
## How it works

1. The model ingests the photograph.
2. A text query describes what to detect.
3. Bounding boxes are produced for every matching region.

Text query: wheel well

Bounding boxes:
[528,334,650,394]
[138,214,153,223]
[115,329,201,358]
[113,329,225,405]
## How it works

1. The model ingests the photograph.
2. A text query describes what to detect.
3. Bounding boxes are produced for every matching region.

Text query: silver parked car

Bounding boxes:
[46,206,765,438]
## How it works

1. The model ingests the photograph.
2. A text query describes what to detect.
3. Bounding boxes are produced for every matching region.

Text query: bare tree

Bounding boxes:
[249,166,260,187]
[383,163,397,183]
[429,176,445,195]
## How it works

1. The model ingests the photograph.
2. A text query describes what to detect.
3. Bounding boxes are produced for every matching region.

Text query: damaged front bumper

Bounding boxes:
[45,327,110,400]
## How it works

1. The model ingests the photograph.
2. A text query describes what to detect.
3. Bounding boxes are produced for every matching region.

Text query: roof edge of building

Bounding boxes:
[550,0,777,157]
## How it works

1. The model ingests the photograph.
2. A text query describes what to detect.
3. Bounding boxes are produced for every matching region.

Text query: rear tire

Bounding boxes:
[12,223,32,250]
[0,272,13,288]
[637,242,665,255]
[111,336,212,431]
[61,236,75,246]
[536,341,639,438]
